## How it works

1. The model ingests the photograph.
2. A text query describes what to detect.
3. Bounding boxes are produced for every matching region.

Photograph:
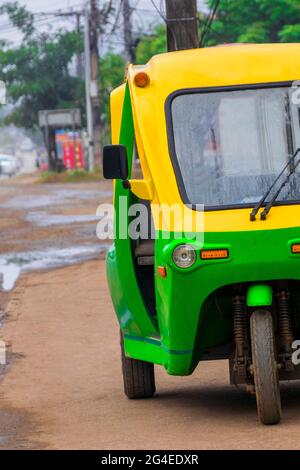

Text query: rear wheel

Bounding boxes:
[120,332,156,399]
[250,310,282,425]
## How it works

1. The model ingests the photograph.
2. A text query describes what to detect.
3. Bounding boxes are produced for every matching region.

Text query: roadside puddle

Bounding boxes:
[25,211,101,227]
[0,188,112,210]
[0,264,21,291]
[0,244,108,292]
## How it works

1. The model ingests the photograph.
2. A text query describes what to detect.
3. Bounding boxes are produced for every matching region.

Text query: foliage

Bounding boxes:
[204,0,300,45]
[0,1,85,128]
[135,25,166,64]
[39,168,102,183]
[0,31,85,128]
[134,1,300,57]
[3,0,300,135]
[0,1,34,38]
[0,1,125,137]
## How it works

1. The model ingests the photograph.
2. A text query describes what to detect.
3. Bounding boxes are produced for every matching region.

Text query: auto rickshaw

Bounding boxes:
[103,43,300,425]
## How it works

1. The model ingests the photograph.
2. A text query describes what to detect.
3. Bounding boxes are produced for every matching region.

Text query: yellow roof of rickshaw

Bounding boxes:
[128,43,300,89]
[111,44,300,234]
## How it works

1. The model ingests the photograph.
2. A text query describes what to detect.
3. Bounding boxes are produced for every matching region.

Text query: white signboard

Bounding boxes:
[38,109,81,128]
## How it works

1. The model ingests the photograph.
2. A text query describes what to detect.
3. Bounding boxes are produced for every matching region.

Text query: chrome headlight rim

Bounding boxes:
[172,243,197,269]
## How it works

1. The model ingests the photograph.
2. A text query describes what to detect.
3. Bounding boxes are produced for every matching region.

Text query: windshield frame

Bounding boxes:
[165,80,300,211]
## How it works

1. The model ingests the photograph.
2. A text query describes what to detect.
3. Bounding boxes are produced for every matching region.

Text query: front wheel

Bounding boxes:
[250,310,282,425]
[120,332,156,399]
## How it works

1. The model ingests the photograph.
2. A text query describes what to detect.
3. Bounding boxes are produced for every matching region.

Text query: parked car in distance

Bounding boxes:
[0,154,18,177]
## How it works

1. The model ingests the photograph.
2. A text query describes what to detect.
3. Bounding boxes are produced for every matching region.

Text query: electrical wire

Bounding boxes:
[149,0,167,23]
[0,0,167,57]
[101,0,123,42]
[149,0,180,50]
[200,0,221,47]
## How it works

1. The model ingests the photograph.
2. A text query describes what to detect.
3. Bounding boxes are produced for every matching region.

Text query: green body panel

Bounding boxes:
[246,284,273,307]
[106,84,157,338]
[152,227,300,374]
[107,221,300,375]
[124,335,164,365]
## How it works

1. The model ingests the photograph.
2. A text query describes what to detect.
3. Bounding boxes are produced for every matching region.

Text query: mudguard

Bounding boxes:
[246,284,273,307]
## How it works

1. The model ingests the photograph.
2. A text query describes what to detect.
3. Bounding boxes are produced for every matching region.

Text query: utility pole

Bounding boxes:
[84,6,94,171]
[90,0,101,168]
[123,0,133,63]
[165,0,199,51]
[75,12,83,78]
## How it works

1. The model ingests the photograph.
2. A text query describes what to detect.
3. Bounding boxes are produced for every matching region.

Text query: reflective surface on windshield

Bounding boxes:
[171,87,300,207]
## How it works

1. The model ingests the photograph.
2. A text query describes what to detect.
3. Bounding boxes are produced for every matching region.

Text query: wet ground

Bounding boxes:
[0,175,112,292]
[0,175,114,449]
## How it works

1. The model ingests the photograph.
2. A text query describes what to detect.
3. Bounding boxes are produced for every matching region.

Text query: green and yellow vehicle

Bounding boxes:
[103,44,300,425]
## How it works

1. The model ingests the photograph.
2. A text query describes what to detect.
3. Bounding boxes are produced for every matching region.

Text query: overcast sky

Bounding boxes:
[0,0,208,49]
[18,0,206,13]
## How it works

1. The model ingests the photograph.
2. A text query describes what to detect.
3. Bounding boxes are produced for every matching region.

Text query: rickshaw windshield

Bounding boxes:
[170,85,300,208]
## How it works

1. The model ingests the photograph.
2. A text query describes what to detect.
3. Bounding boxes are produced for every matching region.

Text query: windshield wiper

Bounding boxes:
[250,148,300,221]
[260,157,300,220]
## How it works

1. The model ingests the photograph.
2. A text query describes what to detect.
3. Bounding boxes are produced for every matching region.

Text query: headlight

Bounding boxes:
[172,244,196,269]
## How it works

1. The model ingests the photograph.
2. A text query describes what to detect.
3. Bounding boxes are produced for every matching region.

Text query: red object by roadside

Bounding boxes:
[56,131,85,170]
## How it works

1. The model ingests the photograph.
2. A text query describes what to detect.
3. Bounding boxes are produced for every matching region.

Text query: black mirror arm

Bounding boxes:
[122,180,131,189]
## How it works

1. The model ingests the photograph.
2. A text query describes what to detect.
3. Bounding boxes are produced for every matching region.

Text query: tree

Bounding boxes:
[0,2,85,128]
[0,1,34,38]
[0,31,85,128]
[135,0,300,59]
[203,0,300,46]
[135,25,166,64]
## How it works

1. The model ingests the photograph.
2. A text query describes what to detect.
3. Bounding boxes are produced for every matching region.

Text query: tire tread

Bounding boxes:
[250,311,282,425]
[120,333,156,399]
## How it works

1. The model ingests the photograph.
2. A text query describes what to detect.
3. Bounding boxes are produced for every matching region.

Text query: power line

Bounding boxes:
[200,0,220,47]
[0,12,82,35]
[33,4,85,16]
[0,0,164,57]
[0,16,62,33]
[101,0,123,42]
[0,3,85,35]
[149,0,167,23]
[150,0,181,51]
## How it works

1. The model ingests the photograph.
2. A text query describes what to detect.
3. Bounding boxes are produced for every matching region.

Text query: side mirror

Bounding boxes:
[103,145,128,180]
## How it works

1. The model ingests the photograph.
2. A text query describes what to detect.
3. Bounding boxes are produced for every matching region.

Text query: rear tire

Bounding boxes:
[120,332,156,399]
[250,310,282,425]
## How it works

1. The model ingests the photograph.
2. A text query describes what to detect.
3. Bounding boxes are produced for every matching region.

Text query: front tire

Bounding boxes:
[120,332,156,399]
[250,310,282,425]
